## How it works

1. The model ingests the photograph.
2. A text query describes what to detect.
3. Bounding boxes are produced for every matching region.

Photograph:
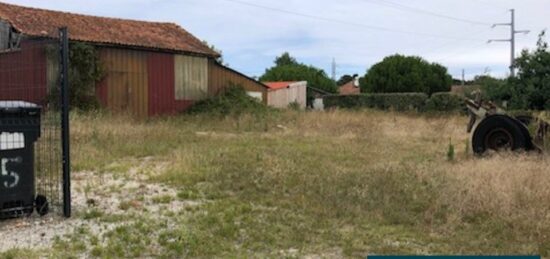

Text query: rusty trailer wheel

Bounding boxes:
[484,127,514,150]
[472,115,528,155]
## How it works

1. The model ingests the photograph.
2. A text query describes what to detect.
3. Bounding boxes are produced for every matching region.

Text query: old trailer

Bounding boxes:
[466,95,549,155]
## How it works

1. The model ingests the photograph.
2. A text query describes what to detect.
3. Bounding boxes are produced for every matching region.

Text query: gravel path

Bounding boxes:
[0,161,194,253]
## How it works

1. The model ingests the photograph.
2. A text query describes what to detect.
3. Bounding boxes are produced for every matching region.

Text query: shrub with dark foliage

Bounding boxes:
[324,93,428,111]
[361,54,452,95]
[425,92,465,112]
[47,42,104,110]
[187,85,271,116]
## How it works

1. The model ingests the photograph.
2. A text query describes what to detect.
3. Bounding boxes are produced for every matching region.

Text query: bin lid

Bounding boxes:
[0,101,38,109]
[0,101,40,115]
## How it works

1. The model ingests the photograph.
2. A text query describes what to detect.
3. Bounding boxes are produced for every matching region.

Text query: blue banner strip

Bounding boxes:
[368,256,540,259]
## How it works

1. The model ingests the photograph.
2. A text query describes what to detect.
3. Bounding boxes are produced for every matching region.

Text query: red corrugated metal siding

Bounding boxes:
[147,52,192,116]
[96,77,108,107]
[0,40,48,104]
[98,48,149,117]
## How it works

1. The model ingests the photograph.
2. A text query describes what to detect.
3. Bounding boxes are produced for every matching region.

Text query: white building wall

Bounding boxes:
[267,81,307,109]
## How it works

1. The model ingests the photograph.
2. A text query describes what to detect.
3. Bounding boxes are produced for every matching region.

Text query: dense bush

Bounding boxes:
[366,93,429,111]
[323,95,366,109]
[47,42,104,110]
[425,92,465,112]
[324,93,428,111]
[360,54,452,95]
[187,85,271,116]
[324,92,465,112]
[477,76,511,106]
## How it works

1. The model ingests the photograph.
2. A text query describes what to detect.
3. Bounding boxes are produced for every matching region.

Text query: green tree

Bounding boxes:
[260,53,337,93]
[481,31,550,110]
[360,54,452,95]
[512,31,550,110]
[275,52,298,66]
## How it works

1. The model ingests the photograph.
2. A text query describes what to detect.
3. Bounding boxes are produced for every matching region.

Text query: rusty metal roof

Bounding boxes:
[0,2,219,57]
[263,81,298,90]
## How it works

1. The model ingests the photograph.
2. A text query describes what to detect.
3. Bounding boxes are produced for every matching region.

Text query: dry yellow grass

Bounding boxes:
[5,109,548,258]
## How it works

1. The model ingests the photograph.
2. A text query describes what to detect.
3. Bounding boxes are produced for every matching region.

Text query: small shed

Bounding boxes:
[263,81,307,109]
[0,2,268,117]
[307,86,331,110]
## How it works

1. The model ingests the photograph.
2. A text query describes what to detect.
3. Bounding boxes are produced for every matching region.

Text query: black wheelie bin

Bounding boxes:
[0,101,47,219]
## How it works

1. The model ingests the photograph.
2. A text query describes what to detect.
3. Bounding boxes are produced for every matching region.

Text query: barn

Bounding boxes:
[0,2,268,117]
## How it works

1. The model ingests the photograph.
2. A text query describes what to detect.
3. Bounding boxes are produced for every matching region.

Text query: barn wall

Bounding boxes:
[147,52,192,116]
[96,48,267,116]
[98,48,149,117]
[0,40,48,105]
[208,60,267,103]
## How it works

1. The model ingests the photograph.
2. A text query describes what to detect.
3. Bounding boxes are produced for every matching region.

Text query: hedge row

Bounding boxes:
[425,92,465,112]
[324,92,464,112]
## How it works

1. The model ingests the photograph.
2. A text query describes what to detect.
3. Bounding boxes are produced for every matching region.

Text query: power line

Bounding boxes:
[417,27,493,57]
[434,41,489,62]
[360,0,492,26]
[217,0,486,41]
[468,0,510,11]
[215,0,514,78]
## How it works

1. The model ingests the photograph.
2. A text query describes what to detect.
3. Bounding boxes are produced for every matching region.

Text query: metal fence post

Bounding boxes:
[59,27,71,218]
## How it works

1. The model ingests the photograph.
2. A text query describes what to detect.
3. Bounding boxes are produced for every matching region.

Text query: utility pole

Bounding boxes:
[462,69,465,86]
[331,58,336,81]
[488,9,529,77]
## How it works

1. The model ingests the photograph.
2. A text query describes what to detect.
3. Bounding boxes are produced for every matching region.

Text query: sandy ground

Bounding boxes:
[0,214,83,253]
[0,160,197,253]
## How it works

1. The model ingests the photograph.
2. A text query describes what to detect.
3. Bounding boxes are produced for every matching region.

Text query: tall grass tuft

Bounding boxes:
[447,140,455,161]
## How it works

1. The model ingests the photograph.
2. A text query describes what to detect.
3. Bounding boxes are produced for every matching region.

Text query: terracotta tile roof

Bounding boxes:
[0,2,219,57]
[263,81,298,90]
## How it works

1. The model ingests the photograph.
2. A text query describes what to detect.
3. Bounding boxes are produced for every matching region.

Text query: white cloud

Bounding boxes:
[4,0,548,79]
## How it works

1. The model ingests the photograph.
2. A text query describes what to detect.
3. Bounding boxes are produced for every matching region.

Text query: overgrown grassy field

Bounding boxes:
[2,109,550,258]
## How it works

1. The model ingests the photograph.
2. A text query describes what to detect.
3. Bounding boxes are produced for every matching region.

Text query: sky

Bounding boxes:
[4,0,549,81]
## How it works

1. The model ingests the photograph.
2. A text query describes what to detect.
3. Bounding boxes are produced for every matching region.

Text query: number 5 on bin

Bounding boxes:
[1,157,21,188]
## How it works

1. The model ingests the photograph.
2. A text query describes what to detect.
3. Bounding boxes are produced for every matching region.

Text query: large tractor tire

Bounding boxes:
[472,115,532,155]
